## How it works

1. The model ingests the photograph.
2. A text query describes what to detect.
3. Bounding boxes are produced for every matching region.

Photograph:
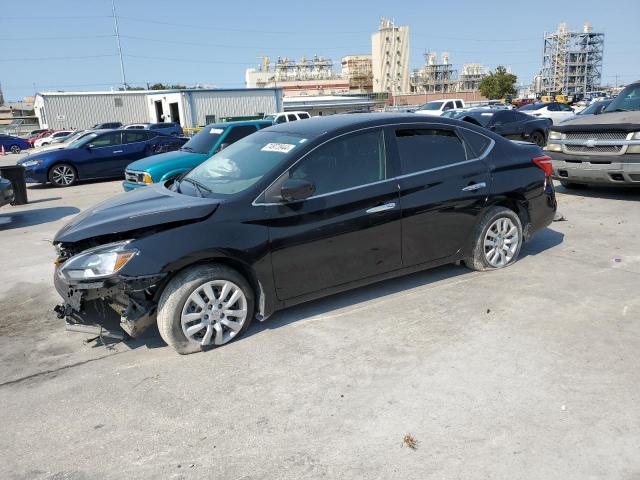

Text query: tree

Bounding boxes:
[479,66,517,99]
[148,83,188,90]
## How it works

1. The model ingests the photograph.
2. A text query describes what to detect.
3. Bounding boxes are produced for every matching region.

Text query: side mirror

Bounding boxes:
[86,144,94,150]
[280,178,315,203]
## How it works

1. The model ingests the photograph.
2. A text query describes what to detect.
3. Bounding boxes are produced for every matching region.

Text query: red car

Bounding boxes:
[27,129,53,147]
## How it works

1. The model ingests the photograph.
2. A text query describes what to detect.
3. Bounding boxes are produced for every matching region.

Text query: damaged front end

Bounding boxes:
[53,240,166,339]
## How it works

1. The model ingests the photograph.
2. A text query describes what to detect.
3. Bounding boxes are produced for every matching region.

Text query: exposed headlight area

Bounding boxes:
[545,131,563,152]
[59,241,137,281]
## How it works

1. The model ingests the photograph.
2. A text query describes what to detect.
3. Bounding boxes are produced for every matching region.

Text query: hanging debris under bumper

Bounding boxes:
[54,269,167,339]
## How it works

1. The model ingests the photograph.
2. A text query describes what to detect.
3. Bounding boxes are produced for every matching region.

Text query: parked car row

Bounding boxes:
[18,129,187,187]
[52,113,556,353]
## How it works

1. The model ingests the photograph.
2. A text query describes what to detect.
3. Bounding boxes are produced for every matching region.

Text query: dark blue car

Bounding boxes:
[0,134,31,154]
[18,129,186,187]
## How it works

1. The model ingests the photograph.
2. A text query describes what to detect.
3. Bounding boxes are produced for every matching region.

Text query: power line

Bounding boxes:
[0,54,118,62]
[0,34,115,41]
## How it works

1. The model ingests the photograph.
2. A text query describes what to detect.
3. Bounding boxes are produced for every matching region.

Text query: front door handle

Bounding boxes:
[366,202,396,214]
[113,150,123,154]
[462,182,486,192]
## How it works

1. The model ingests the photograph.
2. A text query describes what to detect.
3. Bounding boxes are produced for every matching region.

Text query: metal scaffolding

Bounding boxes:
[410,52,458,94]
[540,22,604,96]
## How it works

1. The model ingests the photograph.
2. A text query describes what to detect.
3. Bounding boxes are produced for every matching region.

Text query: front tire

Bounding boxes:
[10,145,21,154]
[48,163,77,187]
[157,264,254,354]
[465,206,523,271]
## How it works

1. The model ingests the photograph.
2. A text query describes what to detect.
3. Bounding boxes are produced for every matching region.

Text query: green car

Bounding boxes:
[123,120,271,191]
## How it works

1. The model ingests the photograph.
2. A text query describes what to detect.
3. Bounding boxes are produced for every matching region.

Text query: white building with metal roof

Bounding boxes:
[34,88,283,130]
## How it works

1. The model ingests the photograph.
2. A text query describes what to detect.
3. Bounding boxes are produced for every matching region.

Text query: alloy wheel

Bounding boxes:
[10,145,21,154]
[483,217,519,267]
[51,165,75,186]
[180,280,248,346]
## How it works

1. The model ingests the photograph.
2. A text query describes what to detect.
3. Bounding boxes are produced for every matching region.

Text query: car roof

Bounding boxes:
[206,120,272,128]
[263,113,467,138]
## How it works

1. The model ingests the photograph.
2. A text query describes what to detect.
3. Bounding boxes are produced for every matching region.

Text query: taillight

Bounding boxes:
[532,155,553,176]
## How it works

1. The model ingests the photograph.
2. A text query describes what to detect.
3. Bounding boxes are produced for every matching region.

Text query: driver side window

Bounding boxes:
[289,129,387,197]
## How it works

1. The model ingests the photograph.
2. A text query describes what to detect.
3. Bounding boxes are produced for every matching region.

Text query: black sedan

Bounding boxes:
[52,114,557,354]
[455,109,550,146]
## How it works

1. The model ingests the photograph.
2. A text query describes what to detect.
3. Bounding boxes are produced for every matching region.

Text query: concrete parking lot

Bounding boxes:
[1,157,639,479]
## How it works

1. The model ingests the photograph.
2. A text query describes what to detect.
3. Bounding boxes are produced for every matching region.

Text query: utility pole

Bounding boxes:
[112,0,128,89]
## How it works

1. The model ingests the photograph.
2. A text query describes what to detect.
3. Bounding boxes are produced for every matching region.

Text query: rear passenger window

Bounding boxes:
[395,129,466,174]
[123,131,147,144]
[458,129,492,158]
[455,101,463,108]
[290,129,387,196]
[298,113,310,119]
[287,114,297,122]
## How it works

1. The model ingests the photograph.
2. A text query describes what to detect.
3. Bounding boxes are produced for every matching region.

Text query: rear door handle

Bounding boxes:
[462,182,486,192]
[113,150,123,153]
[366,202,396,214]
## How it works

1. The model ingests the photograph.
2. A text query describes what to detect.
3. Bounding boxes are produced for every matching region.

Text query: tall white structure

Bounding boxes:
[371,18,410,94]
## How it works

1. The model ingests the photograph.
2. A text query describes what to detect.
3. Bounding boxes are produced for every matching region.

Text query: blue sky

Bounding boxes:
[2,0,638,100]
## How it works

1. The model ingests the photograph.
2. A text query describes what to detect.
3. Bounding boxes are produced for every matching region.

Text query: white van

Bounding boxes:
[264,111,311,124]
[415,99,466,116]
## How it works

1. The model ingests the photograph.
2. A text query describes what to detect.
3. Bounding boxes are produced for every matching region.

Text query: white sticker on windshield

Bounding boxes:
[261,143,296,153]
[210,128,224,134]
[481,113,493,116]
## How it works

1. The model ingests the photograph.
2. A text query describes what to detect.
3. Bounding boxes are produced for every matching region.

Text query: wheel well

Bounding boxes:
[155,257,264,316]
[48,162,78,179]
[492,197,530,234]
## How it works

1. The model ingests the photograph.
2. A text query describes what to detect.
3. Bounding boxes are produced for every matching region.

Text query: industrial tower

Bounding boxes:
[540,22,604,96]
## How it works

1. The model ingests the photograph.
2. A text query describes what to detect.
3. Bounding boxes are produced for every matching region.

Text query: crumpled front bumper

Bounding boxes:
[54,267,166,338]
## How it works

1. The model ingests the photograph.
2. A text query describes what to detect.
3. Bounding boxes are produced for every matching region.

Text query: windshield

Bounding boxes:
[604,84,640,112]
[419,101,443,111]
[181,126,226,154]
[263,115,276,121]
[184,131,306,196]
[579,100,610,115]
[60,131,87,144]
[519,103,544,111]
[68,132,99,148]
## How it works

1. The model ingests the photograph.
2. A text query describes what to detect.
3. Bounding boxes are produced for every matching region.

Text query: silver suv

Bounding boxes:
[545,81,640,187]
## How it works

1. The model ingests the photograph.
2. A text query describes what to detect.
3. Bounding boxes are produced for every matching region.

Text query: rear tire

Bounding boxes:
[465,206,523,272]
[10,145,21,154]
[157,264,254,354]
[530,131,545,147]
[48,163,77,187]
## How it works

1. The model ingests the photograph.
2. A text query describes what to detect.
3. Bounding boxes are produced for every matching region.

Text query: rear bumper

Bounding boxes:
[549,152,640,185]
[527,178,557,238]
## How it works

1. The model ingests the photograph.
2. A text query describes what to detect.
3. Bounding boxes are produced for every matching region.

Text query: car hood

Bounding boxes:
[126,150,208,172]
[551,111,640,132]
[54,183,219,244]
[18,148,69,164]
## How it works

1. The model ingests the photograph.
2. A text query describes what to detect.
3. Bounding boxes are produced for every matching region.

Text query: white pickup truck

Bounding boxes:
[415,99,466,116]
